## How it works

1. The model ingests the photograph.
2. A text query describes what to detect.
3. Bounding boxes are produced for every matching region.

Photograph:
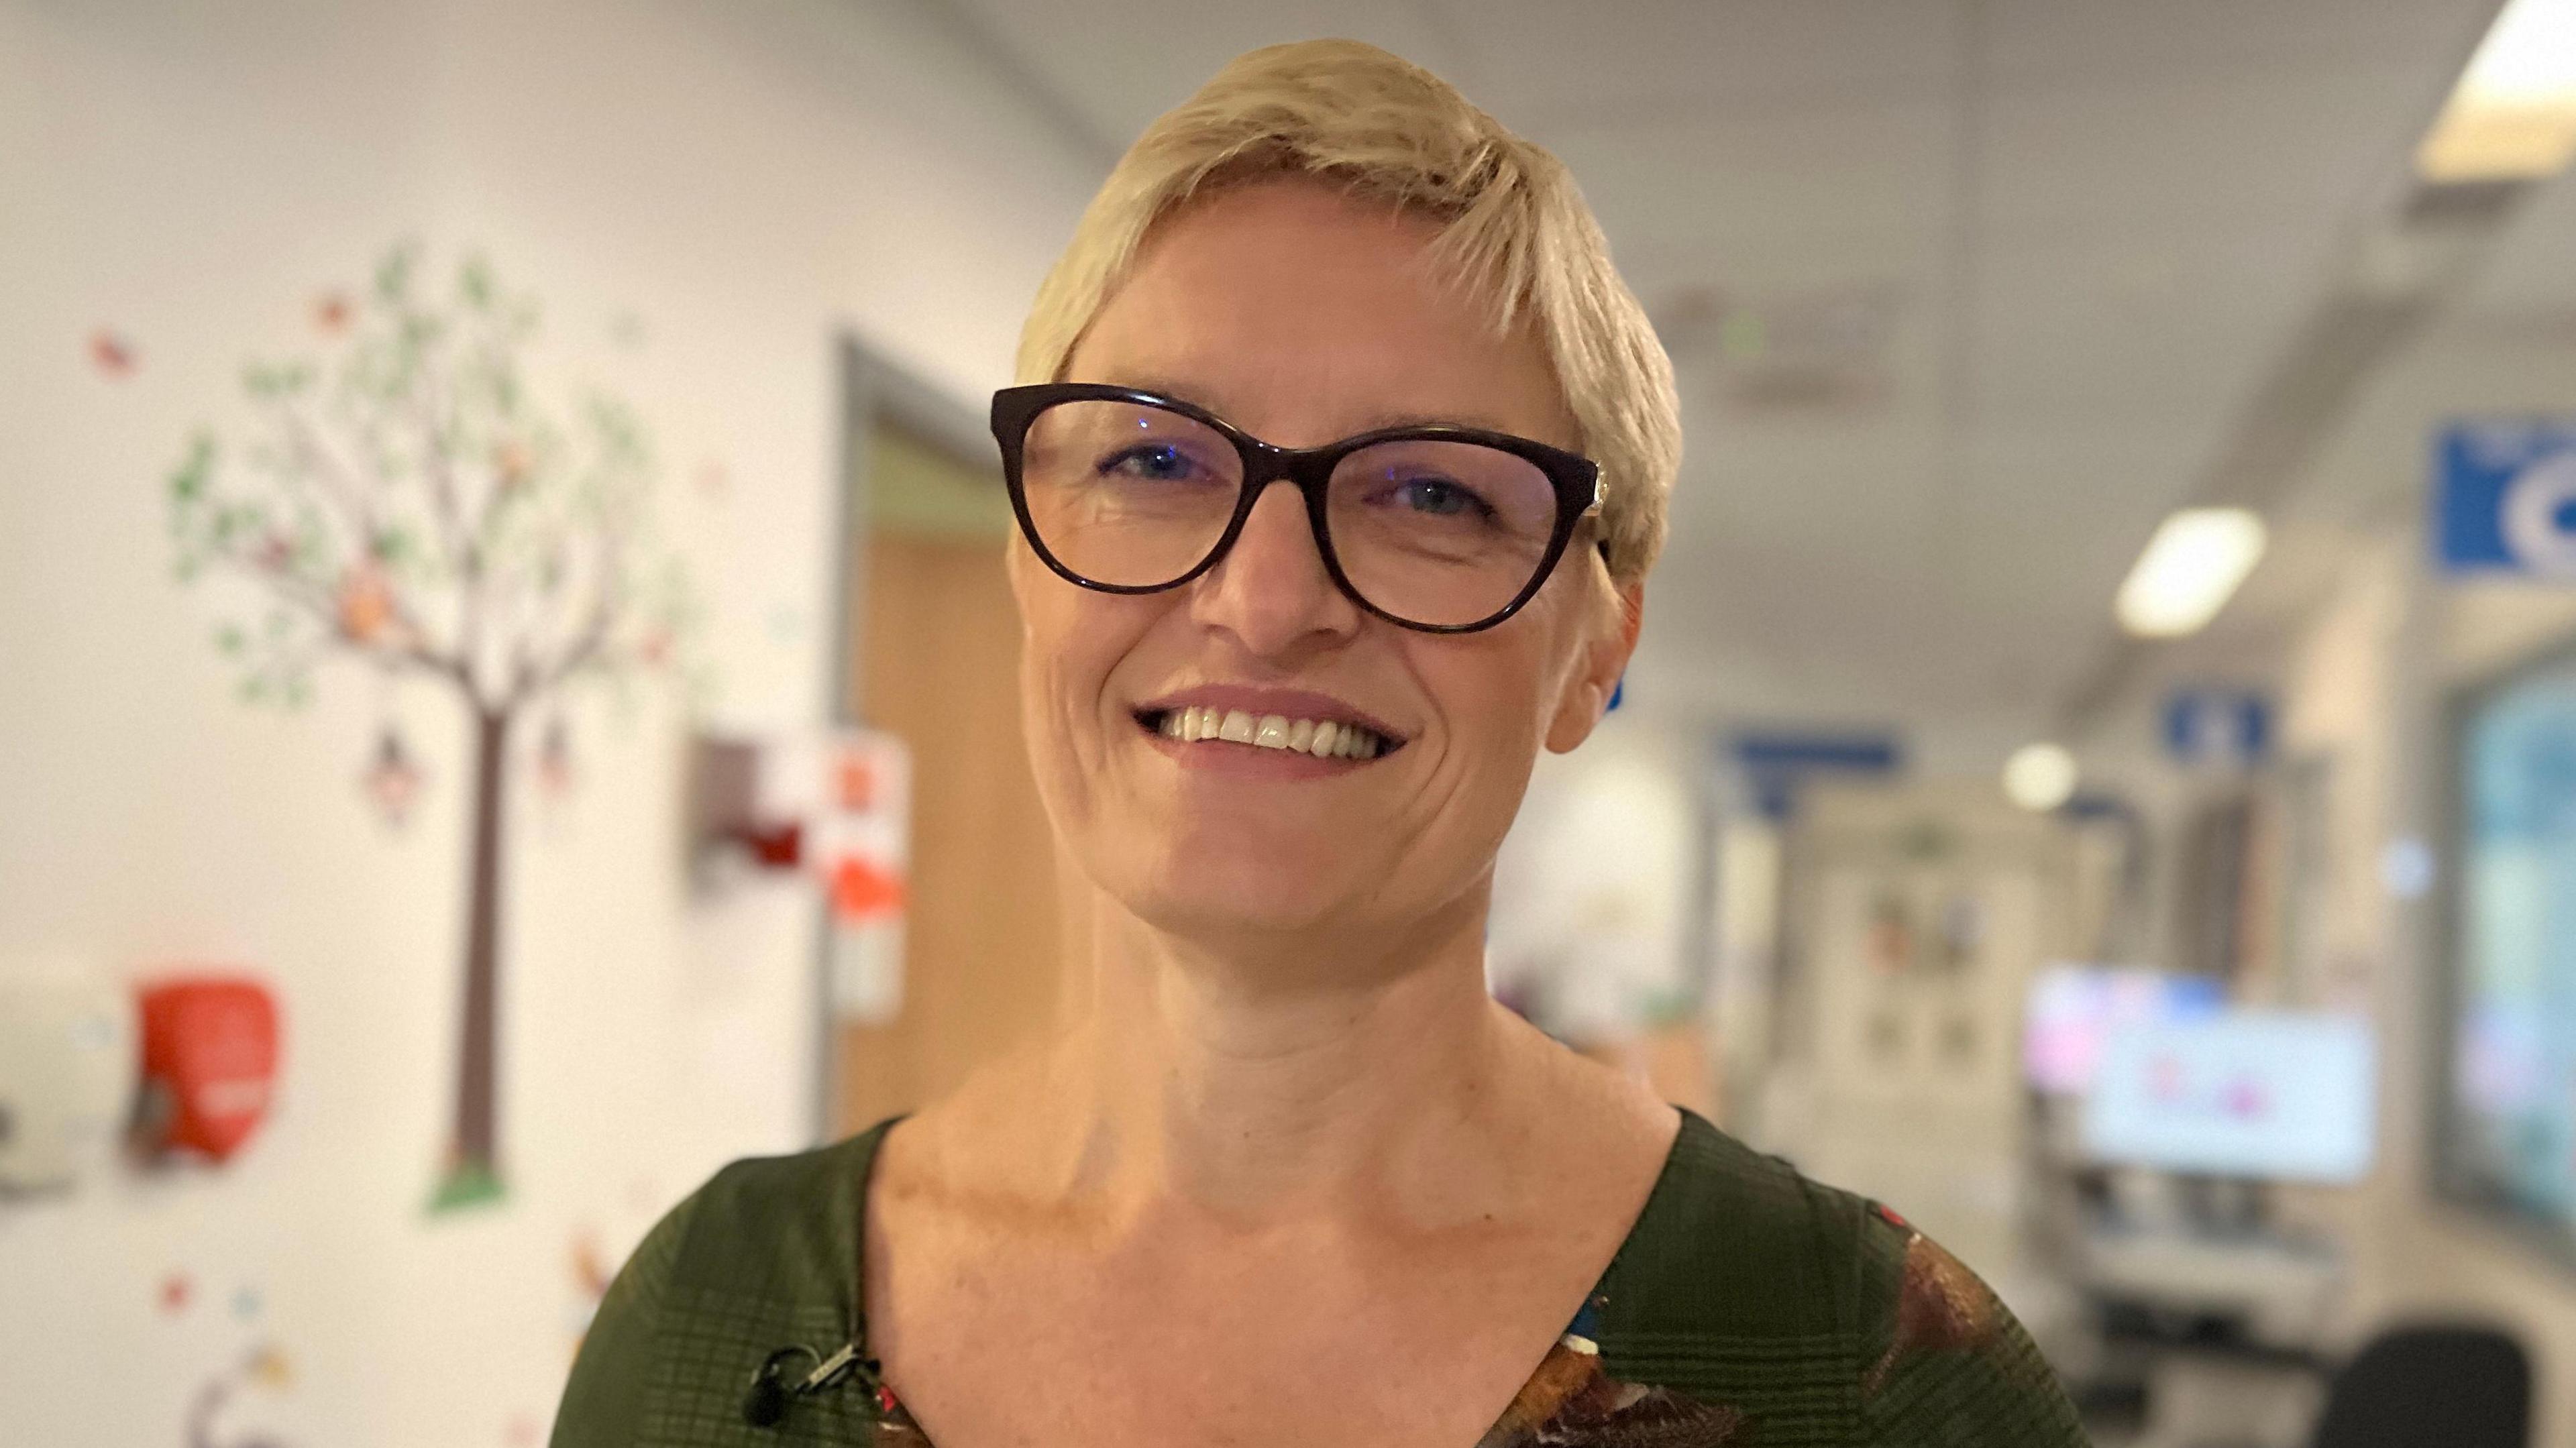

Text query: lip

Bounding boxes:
[1131,684,1408,744]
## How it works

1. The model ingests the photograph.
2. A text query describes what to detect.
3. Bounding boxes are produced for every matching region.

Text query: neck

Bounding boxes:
[1033,879,1537,1223]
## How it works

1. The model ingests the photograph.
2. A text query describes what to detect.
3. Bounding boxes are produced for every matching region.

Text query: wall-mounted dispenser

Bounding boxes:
[0,968,134,1196]
[133,975,280,1165]
[688,734,808,881]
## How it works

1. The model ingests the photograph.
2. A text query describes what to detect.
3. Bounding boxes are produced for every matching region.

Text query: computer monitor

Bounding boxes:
[2022,963,2224,1096]
[2082,1011,2376,1183]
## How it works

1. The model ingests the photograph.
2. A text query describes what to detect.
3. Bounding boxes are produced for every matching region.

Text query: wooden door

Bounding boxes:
[833,424,1064,1133]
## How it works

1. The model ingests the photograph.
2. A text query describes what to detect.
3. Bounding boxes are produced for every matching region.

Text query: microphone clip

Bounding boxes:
[742,1341,879,1429]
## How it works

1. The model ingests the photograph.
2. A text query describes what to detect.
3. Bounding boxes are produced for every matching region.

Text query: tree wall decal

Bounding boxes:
[166,245,694,1211]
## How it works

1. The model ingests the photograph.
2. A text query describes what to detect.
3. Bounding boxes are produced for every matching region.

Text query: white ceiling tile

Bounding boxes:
[1542,99,1952,256]
[1971,229,2304,432]
[2463,169,2576,315]
[1435,0,1962,122]
[1982,0,2498,85]
[941,0,1470,152]
[1981,64,2441,231]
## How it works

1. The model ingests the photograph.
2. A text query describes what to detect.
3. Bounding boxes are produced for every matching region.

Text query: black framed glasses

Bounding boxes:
[991,383,1604,634]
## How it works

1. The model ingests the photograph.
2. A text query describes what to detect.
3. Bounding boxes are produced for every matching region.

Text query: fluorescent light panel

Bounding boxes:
[2116,508,2267,638]
[2417,0,2576,182]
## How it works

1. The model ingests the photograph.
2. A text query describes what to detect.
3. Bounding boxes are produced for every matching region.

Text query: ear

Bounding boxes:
[1544,579,1643,754]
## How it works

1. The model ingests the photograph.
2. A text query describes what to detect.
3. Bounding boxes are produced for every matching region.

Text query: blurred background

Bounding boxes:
[5,1,2576,1443]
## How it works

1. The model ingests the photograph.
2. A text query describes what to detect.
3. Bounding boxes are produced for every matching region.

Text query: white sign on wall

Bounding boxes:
[812,732,911,1025]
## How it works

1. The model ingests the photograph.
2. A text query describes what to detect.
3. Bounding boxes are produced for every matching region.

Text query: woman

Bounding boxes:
[557,40,2086,1448]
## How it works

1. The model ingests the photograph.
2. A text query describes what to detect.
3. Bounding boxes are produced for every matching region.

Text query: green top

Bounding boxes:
[553,1110,2088,1446]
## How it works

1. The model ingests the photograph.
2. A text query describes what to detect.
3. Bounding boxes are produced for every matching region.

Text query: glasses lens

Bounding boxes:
[1018,400,1243,587]
[1328,440,1562,627]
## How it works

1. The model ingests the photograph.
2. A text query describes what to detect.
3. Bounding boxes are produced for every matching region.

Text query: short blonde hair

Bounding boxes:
[1016,40,1680,583]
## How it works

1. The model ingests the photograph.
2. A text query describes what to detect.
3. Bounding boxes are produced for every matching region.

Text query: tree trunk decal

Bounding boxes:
[165,245,694,1211]
[445,706,513,1207]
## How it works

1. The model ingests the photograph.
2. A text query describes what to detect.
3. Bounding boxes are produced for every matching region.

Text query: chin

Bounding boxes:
[1115,830,1378,945]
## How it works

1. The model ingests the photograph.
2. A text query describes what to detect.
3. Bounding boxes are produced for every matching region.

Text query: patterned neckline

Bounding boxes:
[848,1297,1631,1447]
[833,1114,1722,1448]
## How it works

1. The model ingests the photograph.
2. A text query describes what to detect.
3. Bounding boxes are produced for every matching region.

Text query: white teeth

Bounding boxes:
[1152,706,1389,759]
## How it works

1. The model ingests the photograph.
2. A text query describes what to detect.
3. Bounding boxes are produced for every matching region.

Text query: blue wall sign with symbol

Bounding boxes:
[2163,689,2271,769]
[2436,421,2576,577]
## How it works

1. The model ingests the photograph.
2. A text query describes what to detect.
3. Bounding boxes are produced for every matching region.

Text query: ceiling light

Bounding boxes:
[2416,0,2576,182]
[2003,743,2078,814]
[2116,508,2267,638]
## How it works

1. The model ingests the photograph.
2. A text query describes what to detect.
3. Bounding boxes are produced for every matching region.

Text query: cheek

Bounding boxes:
[1008,549,1159,813]
[1426,580,1598,744]
[1011,546,1120,701]
[1421,643,1553,757]
[1402,630,1562,841]
[1010,554,1102,797]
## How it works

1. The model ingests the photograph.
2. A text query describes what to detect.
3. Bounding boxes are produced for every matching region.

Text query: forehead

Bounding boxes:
[1066,179,1576,451]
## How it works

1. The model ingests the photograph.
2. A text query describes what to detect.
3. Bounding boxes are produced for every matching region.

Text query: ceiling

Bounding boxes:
[934,0,2526,755]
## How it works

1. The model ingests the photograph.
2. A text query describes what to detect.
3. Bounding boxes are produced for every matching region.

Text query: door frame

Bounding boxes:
[812,335,1004,1139]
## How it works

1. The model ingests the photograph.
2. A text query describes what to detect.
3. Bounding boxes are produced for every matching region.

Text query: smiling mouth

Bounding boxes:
[1135,706,1401,760]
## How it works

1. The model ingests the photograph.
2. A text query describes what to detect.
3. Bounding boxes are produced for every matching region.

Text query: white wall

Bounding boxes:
[0,2,1097,1442]
[1487,710,1717,1058]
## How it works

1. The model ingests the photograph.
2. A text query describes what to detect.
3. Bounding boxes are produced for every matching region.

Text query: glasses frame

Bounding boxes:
[991,382,1605,634]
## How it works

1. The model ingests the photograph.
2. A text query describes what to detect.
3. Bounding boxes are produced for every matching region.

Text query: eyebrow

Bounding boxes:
[1102,373,1523,439]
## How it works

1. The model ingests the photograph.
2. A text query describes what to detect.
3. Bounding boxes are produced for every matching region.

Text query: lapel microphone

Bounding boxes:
[742,1341,877,1428]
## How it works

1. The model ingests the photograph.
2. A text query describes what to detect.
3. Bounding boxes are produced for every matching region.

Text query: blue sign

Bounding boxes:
[2436,420,2576,576]
[1730,731,1904,820]
[2163,689,2270,769]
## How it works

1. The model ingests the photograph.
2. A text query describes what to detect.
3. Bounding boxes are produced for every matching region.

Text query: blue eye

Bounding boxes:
[1102,443,1201,482]
[1392,478,1491,518]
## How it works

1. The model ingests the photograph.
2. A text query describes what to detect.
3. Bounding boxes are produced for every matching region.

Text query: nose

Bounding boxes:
[1190,480,1361,657]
